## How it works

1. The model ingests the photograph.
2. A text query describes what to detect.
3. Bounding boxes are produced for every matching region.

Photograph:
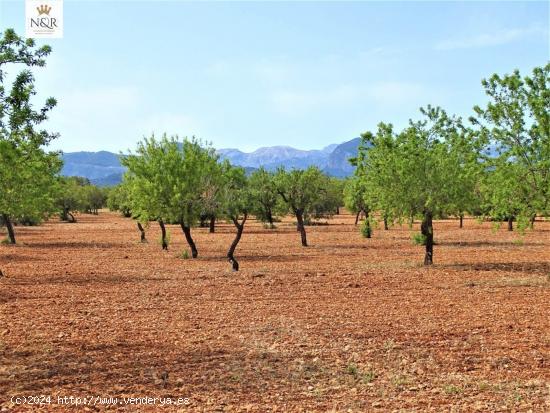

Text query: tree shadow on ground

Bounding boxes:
[0,254,45,263]
[27,241,126,249]
[197,254,307,264]
[5,274,173,287]
[446,262,550,275]
[0,339,307,400]
[441,241,542,247]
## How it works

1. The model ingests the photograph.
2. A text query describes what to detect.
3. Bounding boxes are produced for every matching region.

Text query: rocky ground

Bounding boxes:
[1,212,549,412]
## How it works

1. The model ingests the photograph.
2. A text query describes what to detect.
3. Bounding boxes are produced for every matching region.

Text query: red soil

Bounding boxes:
[1,212,549,411]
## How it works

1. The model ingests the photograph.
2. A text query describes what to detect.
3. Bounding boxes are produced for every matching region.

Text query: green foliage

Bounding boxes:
[55,176,85,221]
[121,135,219,227]
[248,167,285,225]
[472,64,550,226]
[0,141,61,225]
[343,176,368,215]
[512,238,524,246]
[219,163,251,223]
[412,232,427,246]
[55,177,107,221]
[82,185,107,214]
[274,166,334,221]
[357,106,482,221]
[346,363,359,376]
[199,158,226,225]
[107,183,132,217]
[0,29,61,242]
[310,177,344,220]
[346,363,376,384]
[180,249,190,259]
[355,106,482,264]
[360,219,372,238]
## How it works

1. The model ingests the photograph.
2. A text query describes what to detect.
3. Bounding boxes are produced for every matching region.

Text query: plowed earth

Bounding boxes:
[0,212,549,412]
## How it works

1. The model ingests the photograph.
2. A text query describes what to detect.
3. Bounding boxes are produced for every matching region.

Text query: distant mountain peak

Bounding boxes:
[61,138,361,186]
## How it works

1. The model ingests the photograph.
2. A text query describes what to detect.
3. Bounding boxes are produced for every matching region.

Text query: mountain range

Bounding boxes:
[60,138,361,186]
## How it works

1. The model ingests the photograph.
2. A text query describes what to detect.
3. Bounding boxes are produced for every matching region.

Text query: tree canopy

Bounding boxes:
[0,29,61,244]
[274,166,332,247]
[472,63,550,227]
[355,106,482,264]
[121,135,219,256]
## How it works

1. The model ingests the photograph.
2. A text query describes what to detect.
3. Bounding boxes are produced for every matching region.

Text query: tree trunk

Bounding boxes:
[62,208,76,222]
[383,215,389,230]
[354,210,361,225]
[227,214,247,271]
[158,220,168,250]
[336,206,340,215]
[137,222,146,242]
[180,223,198,258]
[295,210,308,247]
[364,209,371,238]
[459,214,464,229]
[199,215,207,228]
[529,214,536,229]
[507,216,513,232]
[209,216,215,233]
[2,214,16,244]
[421,211,433,265]
[267,209,274,227]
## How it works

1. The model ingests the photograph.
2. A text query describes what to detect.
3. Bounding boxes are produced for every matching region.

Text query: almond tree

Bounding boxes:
[107,183,132,218]
[471,64,550,229]
[248,167,283,228]
[122,135,219,256]
[344,176,369,226]
[0,29,61,245]
[356,107,482,265]
[55,176,87,222]
[107,181,150,242]
[198,165,225,233]
[274,166,331,247]
[309,177,343,222]
[220,164,251,271]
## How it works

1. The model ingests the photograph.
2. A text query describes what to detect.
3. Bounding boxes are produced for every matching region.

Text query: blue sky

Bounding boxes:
[1,1,548,153]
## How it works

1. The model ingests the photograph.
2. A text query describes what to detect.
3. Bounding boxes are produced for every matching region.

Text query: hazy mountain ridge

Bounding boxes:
[61,151,126,183]
[217,145,332,170]
[324,138,362,177]
[60,139,361,186]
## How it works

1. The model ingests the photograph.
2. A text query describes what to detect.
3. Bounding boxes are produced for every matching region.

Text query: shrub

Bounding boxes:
[361,220,372,238]
[412,232,437,246]
[412,232,426,245]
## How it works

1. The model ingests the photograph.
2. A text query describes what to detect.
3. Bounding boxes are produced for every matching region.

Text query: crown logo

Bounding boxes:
[36,4,52,15]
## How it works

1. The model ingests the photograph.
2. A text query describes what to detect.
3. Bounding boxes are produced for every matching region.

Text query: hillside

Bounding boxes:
[60,139,360,185]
